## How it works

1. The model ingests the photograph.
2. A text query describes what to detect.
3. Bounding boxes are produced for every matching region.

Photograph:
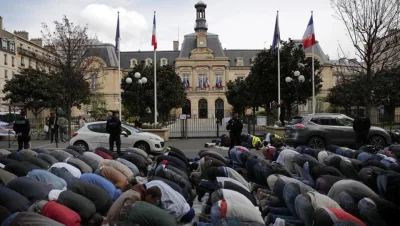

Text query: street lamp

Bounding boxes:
[127,72,147,85]
[286,70,305,115]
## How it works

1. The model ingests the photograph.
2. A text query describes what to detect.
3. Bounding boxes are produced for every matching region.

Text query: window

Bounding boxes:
[215,72,223,88]
[236,57,244,66]
[182,73,190,87]
[250,56,256,66]
[198,74,207,89]
[145,58,153,66]
[4,54,7,65]
[28,58,32,68]
[11,71,15,78]
[10,42,14,52]
[129,58,137,68]
[2,39,6,49]
[11,57,14,67]
[160,58,168,66]
[311,117,339,126]
[4,70,8,79]
[121,127,132,135]
[87,123,107,133]
[91,74,98,90]
[337,117,353,127]
[21,57,25,66]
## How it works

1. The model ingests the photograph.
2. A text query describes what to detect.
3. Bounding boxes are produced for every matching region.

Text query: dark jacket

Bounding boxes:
[4,161,40,177]
[50,167,79,185]
[124,201,177,226]
[68,181,113,215]
[13,116,30,135]
[134,120,142,128]
[9,211,64,226]
[25,157,50,169]
[57,190,96,222]
[49,116,58,129]
[353,117,371,135]
[36,153,59,165]
[0,168,17,186]
[106,117,122,136]
[226,118,243,136]
[0,187,30,213]
[6,177,52,204]
[78,154,99,172]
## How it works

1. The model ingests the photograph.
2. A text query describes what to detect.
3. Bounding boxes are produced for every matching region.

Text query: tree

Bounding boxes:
[3,68,55,120]
[41,16,102,137]
[326,78,365,116]
[331,0,400,116]
[225,79,251,117]
[250,39,323,116]
[371,68,400,122]
[121,64,186,124]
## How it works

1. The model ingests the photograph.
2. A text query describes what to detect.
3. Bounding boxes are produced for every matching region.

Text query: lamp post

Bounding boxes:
[125,72,147,116]
[285,70,305,115]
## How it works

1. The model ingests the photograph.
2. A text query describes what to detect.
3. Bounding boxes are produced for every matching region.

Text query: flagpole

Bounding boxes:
[117,12,122,121]
[154,11,158,126]
[311,11,315,114]
[277,11,281,117]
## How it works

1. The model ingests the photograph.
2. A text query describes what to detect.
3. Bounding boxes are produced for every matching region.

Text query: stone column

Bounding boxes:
[209,65,214,89]
[191,66,196,90]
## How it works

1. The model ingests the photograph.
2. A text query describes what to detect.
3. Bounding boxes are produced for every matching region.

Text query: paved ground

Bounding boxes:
[0,138,228,158]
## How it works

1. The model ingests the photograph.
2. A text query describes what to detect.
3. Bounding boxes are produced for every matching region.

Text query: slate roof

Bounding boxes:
[292,39,330,64]
[178,32,225,58]
[87,44,119,67]
[120,50,179,68]
[225,49,262,67]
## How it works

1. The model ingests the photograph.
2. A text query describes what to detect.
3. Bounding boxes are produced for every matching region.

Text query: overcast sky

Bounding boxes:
[0,0,356,59]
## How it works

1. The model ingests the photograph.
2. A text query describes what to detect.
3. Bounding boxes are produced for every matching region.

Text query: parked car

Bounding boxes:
[70,121,165,154]
[284,113,391,150]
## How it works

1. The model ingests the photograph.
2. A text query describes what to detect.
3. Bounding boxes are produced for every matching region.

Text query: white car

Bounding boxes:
[70,121,165,154]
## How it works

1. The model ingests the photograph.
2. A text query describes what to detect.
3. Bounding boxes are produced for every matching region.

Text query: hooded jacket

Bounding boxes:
[65,157,92,174]
[27,169,67,190]
[78,154,99,172]
[99,159,134,179]
[41,201,81,226]
[116,158,140,175]
[0,186,30,213]
[79,173,122,201]
[147,180,190,221]
[7,177,52,204]
[68,181,113,215]
[57,190,96,222]
[83,151,104,164]
[98,166,129,191]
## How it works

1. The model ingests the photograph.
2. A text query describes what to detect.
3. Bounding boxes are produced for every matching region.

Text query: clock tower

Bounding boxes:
[195,1,207,48]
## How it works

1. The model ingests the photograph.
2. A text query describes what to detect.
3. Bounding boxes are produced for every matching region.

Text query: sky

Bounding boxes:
[0,0,356,59]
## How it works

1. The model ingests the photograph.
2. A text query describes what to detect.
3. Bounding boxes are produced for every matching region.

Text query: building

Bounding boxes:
[0,16,53,112]
[89,1,337,119]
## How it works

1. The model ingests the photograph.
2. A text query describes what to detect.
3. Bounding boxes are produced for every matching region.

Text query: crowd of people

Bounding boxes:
[0,130,400,225]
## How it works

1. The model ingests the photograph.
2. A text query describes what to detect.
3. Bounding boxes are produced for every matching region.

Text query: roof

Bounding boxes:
[87,44,119,67]
[292,39,330,64]
[224,49,262,67]
[120,50,179,68]
[178,32,225,58]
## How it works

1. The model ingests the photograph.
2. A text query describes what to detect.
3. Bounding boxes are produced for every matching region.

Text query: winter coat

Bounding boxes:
[217,180,257,206]
[0,168,17,186]
[125,147,148,159]
[99,159,134,180]
[68,181,113,215]
[107,188,143,226]
[57,117,68,129]
[50,162,81,178]
[106,117,122,136]
[13,117,30,135]
[31,148,50,155]
[65,157,92,173]
[50,150,72,162]
[147,180,190,221]
[149,176,188,200]
[25,157,50,169]
[0,186,30,213]
[155,164,191,192]
[95,147,115,158]
[27,169,67,190]
[116,158,140,175]
[124,201,177,226]
[78,154,98,172]
[94,150,113,160]
[4,161,39,177]
[6,152,25,161]
[49,167,79,185]
[79,173,122,201]
[8,211,64,226]
[0,157,17,166]
[83,151,104,164]
[120,152,148,173]
[200,150,228,165]
[41,201,81,226]
[65,146,85,155]
[36,153,59,165]
[57,190,96,222]
[156,155,188,173]
[7,177,52,204]
[98,166,129,191]
[19,149,38,157]
[0,149,11,156]
[165,151,189,166]
[63,149,81,158]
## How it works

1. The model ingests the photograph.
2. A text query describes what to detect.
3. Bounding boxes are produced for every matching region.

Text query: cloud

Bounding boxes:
[80,4,149,50]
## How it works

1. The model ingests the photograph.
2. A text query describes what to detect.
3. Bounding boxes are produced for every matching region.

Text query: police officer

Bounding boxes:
[13,110,30,151]
[353,116,371,149]
[226,112,243,150]
[106,111,122,155]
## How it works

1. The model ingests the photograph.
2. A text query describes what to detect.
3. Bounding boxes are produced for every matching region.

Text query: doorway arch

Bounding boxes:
[215,98,224,119]
[198,99,208,118]
[182,99,191,116]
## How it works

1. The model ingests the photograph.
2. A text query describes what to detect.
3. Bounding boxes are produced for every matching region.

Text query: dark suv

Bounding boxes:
[284,113,391,149]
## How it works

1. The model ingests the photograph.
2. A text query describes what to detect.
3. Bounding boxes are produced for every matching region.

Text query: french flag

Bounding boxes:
[302,15,316,49]
[151,12,157,51]
[206,77,210,88]
[199,77,203,89]
[216,80,222,88]
[184,80,189,88]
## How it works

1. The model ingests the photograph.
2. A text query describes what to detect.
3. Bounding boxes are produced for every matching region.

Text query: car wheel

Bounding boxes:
[134,141,150,153]
[369,135,386,150]
[73,141,88,152]
[308,136,325,150]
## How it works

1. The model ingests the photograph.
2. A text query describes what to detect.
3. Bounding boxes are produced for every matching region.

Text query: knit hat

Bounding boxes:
[181,208,195,223]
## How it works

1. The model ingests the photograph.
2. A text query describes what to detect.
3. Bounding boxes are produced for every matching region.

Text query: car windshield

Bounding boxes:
[289,116,304,125]
[337,117,354,126]
[123,124,141,133]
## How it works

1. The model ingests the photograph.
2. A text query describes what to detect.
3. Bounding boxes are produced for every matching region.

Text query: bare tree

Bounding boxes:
[331,0,400,116]
[41,15,103,138]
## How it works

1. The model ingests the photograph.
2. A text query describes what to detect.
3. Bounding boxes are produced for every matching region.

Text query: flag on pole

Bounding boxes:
[151,12,157,50]
[198,77,203,89]
[184,79,189,88]
[302,15,316,49]
[206,77,210,88]
[115,12,120,52]
[272,13,280,50]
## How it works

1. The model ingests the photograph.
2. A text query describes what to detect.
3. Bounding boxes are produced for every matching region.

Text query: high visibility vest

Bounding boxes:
[252,136,262,147]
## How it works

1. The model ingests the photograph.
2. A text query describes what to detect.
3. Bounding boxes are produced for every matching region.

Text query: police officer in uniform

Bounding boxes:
[106,111,122,155]
[13,110,30,151]
[226,112,243,150]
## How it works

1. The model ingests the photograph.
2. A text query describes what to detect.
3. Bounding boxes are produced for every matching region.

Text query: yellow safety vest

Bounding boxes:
[252,136,262,147]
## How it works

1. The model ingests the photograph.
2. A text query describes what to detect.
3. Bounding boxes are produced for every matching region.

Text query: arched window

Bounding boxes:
[198,99,208,118]
[182,99,191,115]
[215,98,224,118]
[130,58,138,68]
[145,58,153,66]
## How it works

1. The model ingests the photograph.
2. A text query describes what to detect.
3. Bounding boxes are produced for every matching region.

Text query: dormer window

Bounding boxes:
[145,58,153,66]
[130,58,138,68]
[10,42,14,52]
[250,56,256,66]
[160,58,168,66]
[236,57,244,66]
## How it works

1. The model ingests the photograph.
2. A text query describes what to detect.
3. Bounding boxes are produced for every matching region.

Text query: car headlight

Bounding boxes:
[149,136,161,141]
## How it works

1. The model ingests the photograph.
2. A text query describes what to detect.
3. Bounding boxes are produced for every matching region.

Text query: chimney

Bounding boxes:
[0,16,3,30]
[173,41,179,51]
[14,30,29,40]
[30,38,43,47]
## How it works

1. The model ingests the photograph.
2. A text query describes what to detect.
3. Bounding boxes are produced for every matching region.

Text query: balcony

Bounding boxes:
[184,86,226,92]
